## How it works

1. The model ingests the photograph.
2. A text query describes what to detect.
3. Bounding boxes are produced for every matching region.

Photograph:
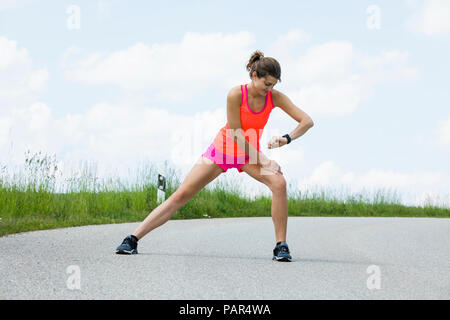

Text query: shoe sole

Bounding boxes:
[272,256,292,262]
[116,250,138,254]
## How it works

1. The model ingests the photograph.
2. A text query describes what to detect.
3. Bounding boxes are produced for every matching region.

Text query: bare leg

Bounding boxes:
[239,163,288,243]
[132,195,182,239]
[132,157,224,240]
[271,183,288,242]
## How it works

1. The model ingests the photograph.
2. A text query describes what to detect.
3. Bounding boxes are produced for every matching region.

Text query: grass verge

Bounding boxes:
[1,152,448,237]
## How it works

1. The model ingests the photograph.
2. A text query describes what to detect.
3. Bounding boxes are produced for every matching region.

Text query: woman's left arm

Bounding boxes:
[268,90,314,149]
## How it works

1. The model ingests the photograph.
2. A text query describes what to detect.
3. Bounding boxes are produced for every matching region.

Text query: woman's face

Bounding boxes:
[251,72,278,96]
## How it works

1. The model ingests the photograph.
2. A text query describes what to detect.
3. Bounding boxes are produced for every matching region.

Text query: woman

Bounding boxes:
[116,50,314,262]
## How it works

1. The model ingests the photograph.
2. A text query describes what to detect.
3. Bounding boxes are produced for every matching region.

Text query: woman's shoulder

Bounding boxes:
[270,88,283,107]
[227,85,244,103]
[228,85,243,96]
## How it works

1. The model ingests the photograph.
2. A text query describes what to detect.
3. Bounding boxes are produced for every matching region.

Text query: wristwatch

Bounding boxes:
[282,134,291,144]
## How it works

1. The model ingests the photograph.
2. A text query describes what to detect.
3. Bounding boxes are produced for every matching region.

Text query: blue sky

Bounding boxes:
[0,0,449,207]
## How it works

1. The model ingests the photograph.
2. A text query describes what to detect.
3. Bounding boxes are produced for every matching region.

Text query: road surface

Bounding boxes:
[1,217,449,299]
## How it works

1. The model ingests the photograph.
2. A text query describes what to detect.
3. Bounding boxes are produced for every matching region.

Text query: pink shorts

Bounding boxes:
[201,143,249,173]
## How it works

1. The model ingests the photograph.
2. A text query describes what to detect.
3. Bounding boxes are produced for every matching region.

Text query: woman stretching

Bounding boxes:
[116,50,314,261]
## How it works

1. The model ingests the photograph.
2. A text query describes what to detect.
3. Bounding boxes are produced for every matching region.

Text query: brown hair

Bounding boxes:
[246,50,281,82]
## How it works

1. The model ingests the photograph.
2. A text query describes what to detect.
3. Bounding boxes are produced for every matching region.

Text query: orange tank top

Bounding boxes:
[213,84,276,157]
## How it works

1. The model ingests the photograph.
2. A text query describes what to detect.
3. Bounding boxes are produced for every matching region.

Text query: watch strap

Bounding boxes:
[282,134,291,144]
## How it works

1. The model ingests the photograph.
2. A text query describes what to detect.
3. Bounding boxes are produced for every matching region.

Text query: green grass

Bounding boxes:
[1,151,449,237]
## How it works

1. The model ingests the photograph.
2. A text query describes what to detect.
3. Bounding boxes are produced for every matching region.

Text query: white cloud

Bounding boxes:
[0,0,32,11]
[435,117,450,148]
[304,161,343,186]
[298,160,448,207]
[0,36,48,113]
[295,41,355,83]
[269,29,310,62]
[358,50,419,83]
[60,45,82,68]
[264,142,307,185]
[288,80,367,117]
[415,192,450,208]
[274,29,310,47]
[62,31,417,117]
[270,40,418,118]
[0,100,229,188]
[64,31,255,102]
[305,161,442,191]
[0,116,13,149]
[405,0,450,36]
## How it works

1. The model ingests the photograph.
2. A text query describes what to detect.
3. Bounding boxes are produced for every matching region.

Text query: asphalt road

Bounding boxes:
[1,217,449,299]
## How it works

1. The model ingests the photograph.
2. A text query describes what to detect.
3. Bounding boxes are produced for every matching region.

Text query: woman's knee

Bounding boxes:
[170,187,194,205]
[269,174,287,193]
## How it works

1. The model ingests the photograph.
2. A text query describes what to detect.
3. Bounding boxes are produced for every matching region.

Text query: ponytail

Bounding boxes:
[246,50,281,82]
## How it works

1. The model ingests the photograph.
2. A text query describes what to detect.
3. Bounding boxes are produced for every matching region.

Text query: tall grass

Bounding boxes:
[0,150,448,237]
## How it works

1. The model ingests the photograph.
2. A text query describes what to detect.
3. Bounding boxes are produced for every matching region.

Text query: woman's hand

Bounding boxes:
[261,159,283,175]
[268,136,288,149]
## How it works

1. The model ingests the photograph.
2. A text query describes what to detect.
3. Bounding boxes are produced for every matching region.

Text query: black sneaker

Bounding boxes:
[116,235,138,254]
[272,241,292,262]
